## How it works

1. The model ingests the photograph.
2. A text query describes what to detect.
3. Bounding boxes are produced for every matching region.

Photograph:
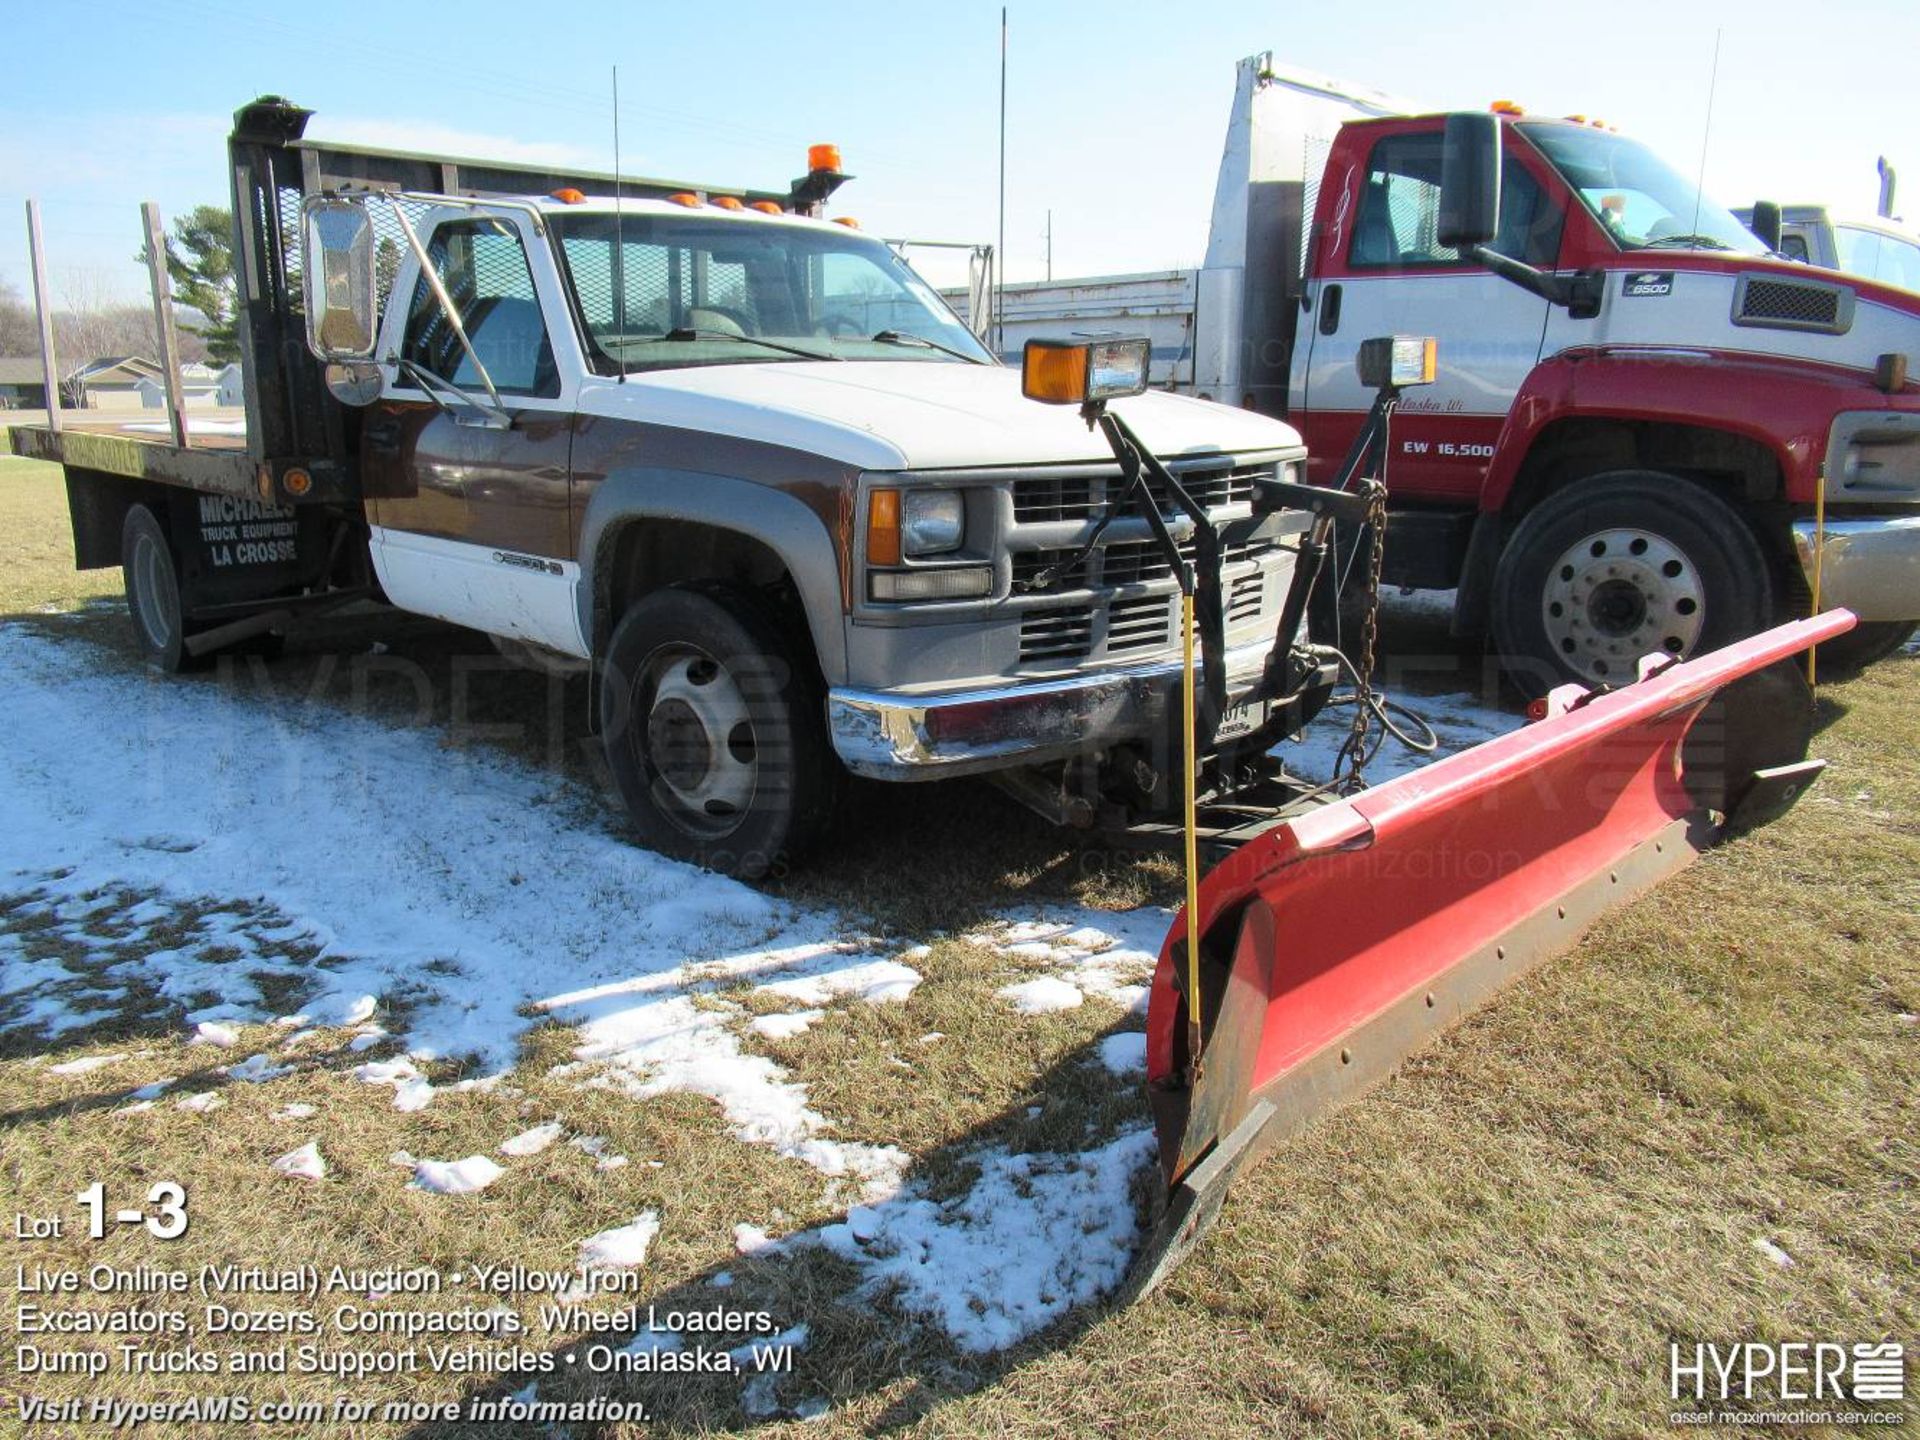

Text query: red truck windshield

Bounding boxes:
[1518,122,1767,256]
[551,212,992,373]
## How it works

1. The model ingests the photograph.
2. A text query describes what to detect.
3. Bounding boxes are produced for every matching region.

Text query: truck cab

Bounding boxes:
[988,57,1920,691]
[1292,106,1920,688]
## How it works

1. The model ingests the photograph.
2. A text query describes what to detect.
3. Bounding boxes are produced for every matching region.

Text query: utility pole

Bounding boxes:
[996,7,1007,356]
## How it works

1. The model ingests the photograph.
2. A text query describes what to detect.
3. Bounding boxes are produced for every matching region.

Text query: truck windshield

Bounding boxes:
[1518,123,1766,255]
[551,212,993,373]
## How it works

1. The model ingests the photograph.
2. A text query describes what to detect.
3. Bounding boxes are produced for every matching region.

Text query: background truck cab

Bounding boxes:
[984,56,1920,691]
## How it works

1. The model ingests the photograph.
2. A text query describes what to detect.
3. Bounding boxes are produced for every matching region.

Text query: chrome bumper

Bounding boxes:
[827,637,1276,779]
[1791,514,1920,622]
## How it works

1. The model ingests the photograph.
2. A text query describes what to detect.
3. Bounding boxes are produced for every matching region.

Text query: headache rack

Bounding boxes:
[12,97,838,508]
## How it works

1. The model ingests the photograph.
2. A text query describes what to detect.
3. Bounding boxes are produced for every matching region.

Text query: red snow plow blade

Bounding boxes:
[1130,612,1851,1296]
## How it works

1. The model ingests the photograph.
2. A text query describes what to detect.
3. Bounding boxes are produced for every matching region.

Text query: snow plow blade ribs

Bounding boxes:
[1129,613,1853,1299]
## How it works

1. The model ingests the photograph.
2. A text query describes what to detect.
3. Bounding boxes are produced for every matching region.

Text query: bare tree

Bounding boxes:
[0,276,40,355]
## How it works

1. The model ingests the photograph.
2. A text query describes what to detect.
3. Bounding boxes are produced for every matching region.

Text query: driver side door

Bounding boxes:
[363,211,588,657]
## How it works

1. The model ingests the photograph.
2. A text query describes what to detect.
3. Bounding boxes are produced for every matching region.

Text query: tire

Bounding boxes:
[1491,471,1776,697]
[121,504,204,674]
[599,584,839,879]
[1814,619,1917,675]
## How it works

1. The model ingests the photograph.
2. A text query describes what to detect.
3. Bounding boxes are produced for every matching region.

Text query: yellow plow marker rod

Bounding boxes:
[1182,588,1203,1070]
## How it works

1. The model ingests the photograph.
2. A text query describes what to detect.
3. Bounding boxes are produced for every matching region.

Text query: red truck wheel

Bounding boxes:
[1491,472,1775,696]
[599,584,838,880]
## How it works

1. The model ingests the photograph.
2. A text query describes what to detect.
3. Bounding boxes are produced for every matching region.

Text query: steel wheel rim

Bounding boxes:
[1541,527,1705,681]
[130,531,178,652]
[634,647,758,839]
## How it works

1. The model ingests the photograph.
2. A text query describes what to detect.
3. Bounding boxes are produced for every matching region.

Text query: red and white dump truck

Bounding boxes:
[980,54,1920,692]
[8,97,1855,1284]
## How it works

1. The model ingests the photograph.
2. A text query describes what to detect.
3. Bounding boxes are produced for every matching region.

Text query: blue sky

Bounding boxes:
[2,0,1915,308]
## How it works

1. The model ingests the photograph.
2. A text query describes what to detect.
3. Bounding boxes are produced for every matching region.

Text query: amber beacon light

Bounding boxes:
[1021,336,1152,406]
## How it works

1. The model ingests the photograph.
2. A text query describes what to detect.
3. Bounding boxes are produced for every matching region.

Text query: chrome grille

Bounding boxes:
[1107,594,1173,654]
[1010,459,1267,524]
[1019,605,1094,662]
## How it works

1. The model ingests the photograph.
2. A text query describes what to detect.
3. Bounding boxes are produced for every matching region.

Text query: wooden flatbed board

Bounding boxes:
[8,416,263,500]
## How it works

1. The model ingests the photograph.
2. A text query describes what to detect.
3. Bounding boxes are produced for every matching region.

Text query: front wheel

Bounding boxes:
[1491,471,1777,696]
[1815,619,1917,675]
[599,585,839,879]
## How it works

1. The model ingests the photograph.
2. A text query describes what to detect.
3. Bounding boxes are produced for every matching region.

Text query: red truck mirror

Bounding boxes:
[1438,111,1502,251]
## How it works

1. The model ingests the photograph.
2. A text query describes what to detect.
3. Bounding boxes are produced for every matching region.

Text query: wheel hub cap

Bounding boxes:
[1542,528,1705,681]
[639,652,758,836]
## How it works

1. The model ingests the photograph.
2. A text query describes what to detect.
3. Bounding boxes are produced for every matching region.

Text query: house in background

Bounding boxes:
[0,358,51,410]
[135,361,243,410]
[66,356,163,411]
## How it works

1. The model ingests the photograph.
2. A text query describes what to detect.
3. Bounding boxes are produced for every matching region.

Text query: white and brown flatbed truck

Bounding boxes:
[14,97,1343,879]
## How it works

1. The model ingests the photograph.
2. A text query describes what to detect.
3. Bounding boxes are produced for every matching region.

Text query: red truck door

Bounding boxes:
[1296,120,1566,500]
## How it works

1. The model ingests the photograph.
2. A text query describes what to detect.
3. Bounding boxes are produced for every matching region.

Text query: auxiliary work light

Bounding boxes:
[1021,336,1151,405]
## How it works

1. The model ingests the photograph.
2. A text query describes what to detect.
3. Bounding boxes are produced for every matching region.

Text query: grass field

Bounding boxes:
[0,453,1913,1438]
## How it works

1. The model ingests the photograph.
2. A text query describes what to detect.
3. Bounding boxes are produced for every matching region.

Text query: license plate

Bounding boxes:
[1214,694,1273,741]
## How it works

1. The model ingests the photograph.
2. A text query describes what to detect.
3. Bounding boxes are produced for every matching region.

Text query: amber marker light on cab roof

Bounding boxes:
[712,196,745,210]
[1489,99,1525,115]
[832,216,860,228]
[867,488,903,566]
[667,192,702,208]
[749,201,783,214]
[550,188,587,204]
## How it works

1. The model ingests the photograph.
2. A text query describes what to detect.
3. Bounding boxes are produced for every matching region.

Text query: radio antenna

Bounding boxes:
[613,65,627,382]
[1687,29,1723,249]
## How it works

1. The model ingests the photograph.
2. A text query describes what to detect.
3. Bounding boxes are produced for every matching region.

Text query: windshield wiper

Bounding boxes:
[865,329,988,364]
[652,328,841,361]
[1638,234,1736,251]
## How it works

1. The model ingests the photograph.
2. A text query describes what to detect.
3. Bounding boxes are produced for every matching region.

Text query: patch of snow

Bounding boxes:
[730,1323,808,1367]
[391,1077,435,1113]
[225,1053,291,1083]
[1095,1032,1147,1075]
[811,1128,1156,1353]
[410,1156,503,1195]
[271,1142,326,1181]
[176,1091,224,1113]
[1754,1236,1796,1269]
[189,1022,239,1048]
[273,1102,316,1121]
[49,1053,127,1075]
[0,628,913,1196]
[348,1030,389,1052]
[709,1271,733,1289]
[624,1325,682,1356]
[997,977,1084,1015]
[967,907,1167,1007]
[748,1010,826,1040]
[733,1223,777,1257]
[499,1122,562,1157]
[579,1211,661,1269]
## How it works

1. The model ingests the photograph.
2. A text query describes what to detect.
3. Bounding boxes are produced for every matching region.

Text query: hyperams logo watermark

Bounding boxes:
[1668,1341,1906,1427]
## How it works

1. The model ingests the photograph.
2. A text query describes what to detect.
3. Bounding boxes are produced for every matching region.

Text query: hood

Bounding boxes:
[576,361,1301,471]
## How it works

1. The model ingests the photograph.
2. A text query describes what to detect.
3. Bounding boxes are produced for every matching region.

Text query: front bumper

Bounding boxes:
[1791,514,1920,622]
[827,636,1276,779]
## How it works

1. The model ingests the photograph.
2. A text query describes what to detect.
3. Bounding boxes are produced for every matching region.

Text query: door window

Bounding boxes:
[400,218,559,398]
[1348,132,1560,270]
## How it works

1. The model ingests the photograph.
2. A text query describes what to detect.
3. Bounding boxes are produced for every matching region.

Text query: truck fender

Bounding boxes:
[576,468,849,684]
[1479,347,1832,514]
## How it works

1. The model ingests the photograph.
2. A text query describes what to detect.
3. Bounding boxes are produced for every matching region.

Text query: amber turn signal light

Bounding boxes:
[867,488,903,566]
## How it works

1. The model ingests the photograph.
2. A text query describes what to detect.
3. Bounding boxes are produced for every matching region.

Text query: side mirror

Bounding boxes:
[301,197,378,362]
[1749,200,1783,253]
[1438,112,1502,251]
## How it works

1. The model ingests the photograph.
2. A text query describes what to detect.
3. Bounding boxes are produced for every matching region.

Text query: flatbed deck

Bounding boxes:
[7,415,340,505]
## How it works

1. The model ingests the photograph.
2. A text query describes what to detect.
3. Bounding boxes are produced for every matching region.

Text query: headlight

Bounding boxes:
[902,490,964,556]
